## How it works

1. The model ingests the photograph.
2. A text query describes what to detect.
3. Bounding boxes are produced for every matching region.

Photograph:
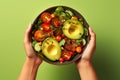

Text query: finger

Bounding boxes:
[88,27,96,48]
[89,27,96,42]
[81,27,96,60]
[24,24,32,43]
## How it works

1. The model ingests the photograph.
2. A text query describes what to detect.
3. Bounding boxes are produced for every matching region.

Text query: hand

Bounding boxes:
[75,27,98,80]
[18,24,42,80]
[24,24,42,65]
[76,27,96,67]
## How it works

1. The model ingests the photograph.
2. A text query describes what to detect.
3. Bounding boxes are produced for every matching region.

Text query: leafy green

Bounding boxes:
[59,39,65,46]
[84,28,89,36]
[76,39,82,45]
[65,9,74,19]
[54,6,64,17]
[32,40,37,47]
[55,6,64,13]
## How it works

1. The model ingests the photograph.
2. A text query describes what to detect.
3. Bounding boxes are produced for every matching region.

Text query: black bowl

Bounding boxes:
[30,6,89,65]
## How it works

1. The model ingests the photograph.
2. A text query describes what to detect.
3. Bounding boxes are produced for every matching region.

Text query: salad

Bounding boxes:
[31,6,89,64]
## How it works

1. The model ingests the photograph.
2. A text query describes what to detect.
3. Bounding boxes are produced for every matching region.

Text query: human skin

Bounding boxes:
[76,27,98,80]
[18,24,42,80]
[18,24,98,80]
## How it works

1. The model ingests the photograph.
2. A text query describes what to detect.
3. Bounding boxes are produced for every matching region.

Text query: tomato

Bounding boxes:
[59,58,64,63]
[51,17,61,27]
[34,30,45,41]
[71,16,78,20]
[40,12,52,23]
[51,13,55,18]
[55,35,61,42]
[69,51,74,56]
[41,23,51,31]
[76,46,82,53]
[62,51,71,60]
[65,44,76,52]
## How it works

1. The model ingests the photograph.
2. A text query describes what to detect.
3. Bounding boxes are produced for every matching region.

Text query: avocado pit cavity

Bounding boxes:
[47,45,58,56]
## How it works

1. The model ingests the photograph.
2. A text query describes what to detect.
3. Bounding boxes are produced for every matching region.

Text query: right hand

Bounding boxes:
[24,24,42,65]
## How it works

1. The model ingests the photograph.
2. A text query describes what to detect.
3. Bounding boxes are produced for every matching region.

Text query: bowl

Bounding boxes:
[30,6,89,65]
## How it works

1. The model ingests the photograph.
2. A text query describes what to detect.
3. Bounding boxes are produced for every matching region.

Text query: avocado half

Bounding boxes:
[42,37,61,61]
[62,19,84,39]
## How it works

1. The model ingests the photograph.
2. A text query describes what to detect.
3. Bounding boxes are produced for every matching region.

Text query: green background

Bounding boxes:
[0,0,120,80]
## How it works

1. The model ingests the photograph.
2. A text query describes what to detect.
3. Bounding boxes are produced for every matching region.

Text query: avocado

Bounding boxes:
[62,19,84,39]
[42,37,61,61]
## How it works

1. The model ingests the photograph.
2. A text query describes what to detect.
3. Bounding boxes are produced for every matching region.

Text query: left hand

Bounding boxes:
[76,27,96,67]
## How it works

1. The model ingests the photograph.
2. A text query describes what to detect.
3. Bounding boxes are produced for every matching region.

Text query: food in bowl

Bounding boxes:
[31,6,89,65]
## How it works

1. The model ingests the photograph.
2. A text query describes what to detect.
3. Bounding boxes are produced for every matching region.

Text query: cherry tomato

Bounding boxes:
[55,35,61,42]
[40,12,52,23]
[71,16,78,20]
[59,58,64,63]
[41,23,51,31]
[76,46,82,53]
[69,51,74,56]
[51,13,55,18]
[51,17,61,27]
[34,30,44,41]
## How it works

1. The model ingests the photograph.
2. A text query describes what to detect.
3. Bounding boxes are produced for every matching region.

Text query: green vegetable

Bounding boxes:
[42,37,61,61]
[65,12,71,19]
[32,40,37,47]
[37,19,42,26]
[54,6,64,17]
[32,41,42,52]
[76,39,82,45]
[60,12,66,17]
[55,6,64,12]
[84,28,89,36]
[34,43,42,52]
[65,9,74,19]
[59,39,65,46]
[76,38,87,46]
[59,12,69,23]
[82,38,86,46]
[62,19,84,39]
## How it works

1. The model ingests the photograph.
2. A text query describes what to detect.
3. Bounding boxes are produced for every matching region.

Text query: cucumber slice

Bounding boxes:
[34,42,42,52]
[82,39,86,46]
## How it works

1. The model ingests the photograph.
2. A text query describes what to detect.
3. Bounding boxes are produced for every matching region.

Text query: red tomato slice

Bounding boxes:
[40,12,52,23]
